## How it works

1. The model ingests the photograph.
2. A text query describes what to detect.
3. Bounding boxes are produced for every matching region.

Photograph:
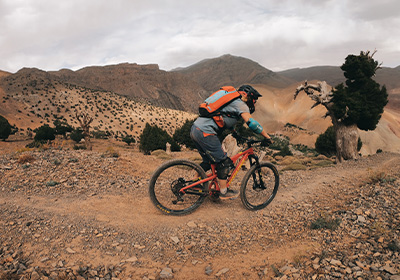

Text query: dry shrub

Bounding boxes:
[17,154,35,164]
[310,159,334,168]
[16,147,33,154]
[369,221,387,237]
[315,154,329,160]
[310,212,341,230]
[280,156,300,166]
[102,146,120,158]
[281,163,307,171]
[151,149,172,160]
[367,170,395,184]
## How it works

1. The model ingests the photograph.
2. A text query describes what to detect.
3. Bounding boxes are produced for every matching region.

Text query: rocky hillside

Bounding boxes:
[50,63,208,112]
[0,68,195,139]
[174,54,295,91]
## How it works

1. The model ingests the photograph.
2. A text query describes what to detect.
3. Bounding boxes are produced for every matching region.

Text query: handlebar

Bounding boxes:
[231,131,272,148]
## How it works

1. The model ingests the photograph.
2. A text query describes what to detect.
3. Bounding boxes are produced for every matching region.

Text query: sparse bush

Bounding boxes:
[91,129,110,139]
[17,154,35,164]
[25,140,47,149]
[173,119,196,149]
[53,119,73,137]
[0,115,12,140]
[73,144,86,150]
[315,126,336,157]
[139,123,180,155]
[70,128,84,143]
[122,135,136,146]
[316,126,362,157]
[151,149,172,160]
[16,147,33,154]
[310,159,334,168]
[269,136,289,150]
[34,124,56,141]
[310,213,341,230]
[102,147,120,158]
[274,144,293,157]
[281,163,306,171]
[367,170,396,184]
[46,180,59,187]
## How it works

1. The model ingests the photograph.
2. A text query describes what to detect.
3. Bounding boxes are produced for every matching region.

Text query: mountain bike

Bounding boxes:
[148,136,279,215]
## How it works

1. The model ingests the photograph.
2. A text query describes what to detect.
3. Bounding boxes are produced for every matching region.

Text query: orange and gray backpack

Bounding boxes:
[199,86,241,128]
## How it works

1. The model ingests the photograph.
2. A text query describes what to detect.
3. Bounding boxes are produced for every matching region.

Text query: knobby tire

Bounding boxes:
[240,162,279,210]
[149,159,208,215]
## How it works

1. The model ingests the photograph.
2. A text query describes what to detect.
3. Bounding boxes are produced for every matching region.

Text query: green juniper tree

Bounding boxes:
[173,119,196,149]
[34,124,56,141]
[0,115,12,141]
[295,50,388,161]
[139,123,180,154]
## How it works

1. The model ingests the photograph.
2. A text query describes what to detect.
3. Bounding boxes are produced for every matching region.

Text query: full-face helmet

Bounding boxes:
[238,85,262,113]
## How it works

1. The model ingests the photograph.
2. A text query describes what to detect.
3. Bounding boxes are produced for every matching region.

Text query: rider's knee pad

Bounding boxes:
[200,161,211,172]
[216,157,234,180]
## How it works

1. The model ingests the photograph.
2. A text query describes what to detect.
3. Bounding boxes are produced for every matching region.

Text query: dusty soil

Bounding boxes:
[0,139,399,279]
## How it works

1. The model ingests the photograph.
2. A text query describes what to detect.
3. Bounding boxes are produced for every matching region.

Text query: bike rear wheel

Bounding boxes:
[240,162,279,210]
[149,159,208,215]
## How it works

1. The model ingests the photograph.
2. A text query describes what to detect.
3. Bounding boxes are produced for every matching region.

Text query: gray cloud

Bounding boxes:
[0,0,399,73]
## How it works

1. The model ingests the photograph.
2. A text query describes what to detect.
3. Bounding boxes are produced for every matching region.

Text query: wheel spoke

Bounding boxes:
[240,163,279,210]
[149,160,207,215]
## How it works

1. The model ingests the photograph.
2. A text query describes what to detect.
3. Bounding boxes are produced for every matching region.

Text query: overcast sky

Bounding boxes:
[1,0,399,73]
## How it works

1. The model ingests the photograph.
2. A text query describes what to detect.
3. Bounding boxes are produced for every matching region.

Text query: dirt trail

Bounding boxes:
[1,142,399,279]
[2,151,389,231]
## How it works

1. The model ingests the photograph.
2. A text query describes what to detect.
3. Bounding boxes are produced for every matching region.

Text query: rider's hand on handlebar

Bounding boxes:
[261,138,273,147]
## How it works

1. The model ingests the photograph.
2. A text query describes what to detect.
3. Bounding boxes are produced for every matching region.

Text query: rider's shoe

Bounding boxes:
[219,189,239,200]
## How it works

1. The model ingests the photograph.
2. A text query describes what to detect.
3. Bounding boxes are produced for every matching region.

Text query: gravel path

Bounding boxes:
[1,148,399,279]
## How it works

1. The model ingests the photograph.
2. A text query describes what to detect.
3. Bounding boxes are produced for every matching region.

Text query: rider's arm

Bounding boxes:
[240,112,272,140]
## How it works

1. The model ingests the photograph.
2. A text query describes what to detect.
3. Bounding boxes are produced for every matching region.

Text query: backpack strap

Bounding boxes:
[199,86,241,117]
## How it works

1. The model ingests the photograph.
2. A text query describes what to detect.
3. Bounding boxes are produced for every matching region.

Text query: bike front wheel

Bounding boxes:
[240,162,279,211]
[149,159,208,215]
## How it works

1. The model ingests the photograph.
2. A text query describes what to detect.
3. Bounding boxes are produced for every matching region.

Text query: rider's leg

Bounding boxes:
[190,124,224,176]
[190,124,237,198]
[216,157,234,194]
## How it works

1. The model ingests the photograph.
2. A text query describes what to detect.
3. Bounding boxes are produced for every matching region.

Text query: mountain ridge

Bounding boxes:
[173,54,295,91]
[1,54,399,154]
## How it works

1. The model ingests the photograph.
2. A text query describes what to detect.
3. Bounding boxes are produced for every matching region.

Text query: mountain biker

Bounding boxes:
[190,85,273,199]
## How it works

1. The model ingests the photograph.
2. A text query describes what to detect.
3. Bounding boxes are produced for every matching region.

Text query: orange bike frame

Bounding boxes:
[180,146,256,193]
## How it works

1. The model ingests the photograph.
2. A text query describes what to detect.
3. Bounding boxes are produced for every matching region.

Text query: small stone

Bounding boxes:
[215,268,229,277]
[330,259,342,266]
[205,265,213,275]
[357,215,366,223]
[170,236,180,244]
[160,267,173,279]
[124,256,138,262]
[187,221,197,228]
[66,247,76,254]
[382,264,397,275]
[31,271,41,280]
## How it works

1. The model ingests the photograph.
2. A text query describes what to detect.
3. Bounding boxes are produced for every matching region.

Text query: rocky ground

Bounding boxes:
[0,139,399,279]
